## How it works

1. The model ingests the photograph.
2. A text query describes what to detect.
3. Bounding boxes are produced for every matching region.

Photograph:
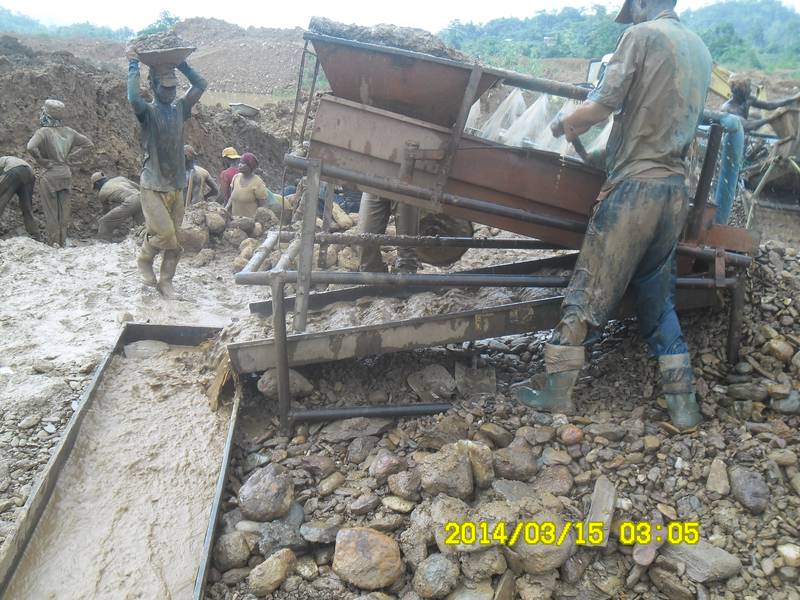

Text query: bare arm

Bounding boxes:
[127,59,148,118]
[552,102,613,142]
[177,61,208,114]
[742,107,799,132]
[751,92,800,110]
[204,175,219,199]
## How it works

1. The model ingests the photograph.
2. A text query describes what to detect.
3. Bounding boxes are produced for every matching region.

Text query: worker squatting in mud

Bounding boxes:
[126,43,208,298]
[516,0,713,431]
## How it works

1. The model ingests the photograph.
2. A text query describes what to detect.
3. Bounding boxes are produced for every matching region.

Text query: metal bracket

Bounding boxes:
[715,248,727,288]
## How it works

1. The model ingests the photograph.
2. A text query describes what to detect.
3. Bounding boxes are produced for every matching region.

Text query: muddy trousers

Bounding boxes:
[0,166,38,237]
[555,176,691,365]
[358,192,419,272]
[140,189,184,250]
[98,194,144,241]
[41,186,70,247]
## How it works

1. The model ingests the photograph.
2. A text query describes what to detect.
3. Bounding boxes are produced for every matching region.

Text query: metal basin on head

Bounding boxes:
[306,33,500,128]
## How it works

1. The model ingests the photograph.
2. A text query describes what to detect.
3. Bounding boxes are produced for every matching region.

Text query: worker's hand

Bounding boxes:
[550,116,565,139]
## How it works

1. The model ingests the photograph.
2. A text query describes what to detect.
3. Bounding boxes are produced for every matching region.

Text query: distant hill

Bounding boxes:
[0,6,132,40]
[439,0,800,77]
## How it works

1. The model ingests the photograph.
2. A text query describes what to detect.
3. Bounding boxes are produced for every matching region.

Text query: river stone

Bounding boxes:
[318,471,346,496]
[456,440,495,489]
[419,443,474,499]
[727,383,769,402]
[257,502,307,556]
[729,466,769,514]
[257,368,314,401]
[515,572,558,600]
[459,546,506,581]
[407,364,456,402]
[239,464,294,521]
[350,494,381,515]
[300,519,341,544]
[706,458,730,495]
[333,528,404,590]
[295,554,319,580]
[494,571,516,600]
[413,553,459,598]
[382,495,416,513]
[493,443,538,481]
[321,418,393,442]
[206,211,227,234]
[222,567,251,585]
[534,465,574,496]
[649,566,693,600]
[369,449,408,482]
[248,548,296,596]
[348,436,379,464]
[768,449,798,466]
[660,540,742,582]
[388,470,422,501]
[511,510,574,574]
[766,339,795,363]
[585,422,625,441]
[213,531,251,571]
[778,543,800,568]
[419,414,469,450]
[478,423,513,448]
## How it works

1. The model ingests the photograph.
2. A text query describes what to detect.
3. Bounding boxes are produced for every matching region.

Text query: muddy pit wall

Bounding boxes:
[4,345,229,600]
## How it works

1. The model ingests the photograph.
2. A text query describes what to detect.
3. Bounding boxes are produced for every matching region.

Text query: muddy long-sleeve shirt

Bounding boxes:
[587,10,712,186]
[98,176,140,207]
[26,127,93,190]
[127,60,207,192]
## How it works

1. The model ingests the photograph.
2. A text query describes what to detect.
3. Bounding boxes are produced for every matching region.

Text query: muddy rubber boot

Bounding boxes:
[137,239,158,287]
[659,353,701,430]
[157,248,181,298]
[514,343,585,414]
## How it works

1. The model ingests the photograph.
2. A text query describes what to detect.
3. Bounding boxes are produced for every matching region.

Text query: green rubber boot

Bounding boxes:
[136,238,158,287]
[157,248,182,298]
[659,354,702,430]
[515,343,585,414]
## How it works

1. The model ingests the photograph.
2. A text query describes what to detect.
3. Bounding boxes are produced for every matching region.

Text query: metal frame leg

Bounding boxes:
[727,278,745,364]
[294,159,322,332]
[317,184,335,268]
[271,279,292,434]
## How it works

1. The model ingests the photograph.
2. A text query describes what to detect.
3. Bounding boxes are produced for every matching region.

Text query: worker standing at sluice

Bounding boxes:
[358,193,420,273]
[0,155,39,238]
[92,171,144,242]
[26,99,94,247]
[126,44,207,298]
[516,0,712,430]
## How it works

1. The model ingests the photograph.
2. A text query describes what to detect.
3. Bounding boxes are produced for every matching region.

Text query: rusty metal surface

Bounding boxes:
[307,33,500,127]
[309,96,603,248]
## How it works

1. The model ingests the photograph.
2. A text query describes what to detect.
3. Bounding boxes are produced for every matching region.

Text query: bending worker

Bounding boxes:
[127,46,207,297]
[184,145,219,206]
[516,0,712,431]
[26,99,93,247]
[92,171,143,242]
[0,156,38,238]
[712,76,800,224]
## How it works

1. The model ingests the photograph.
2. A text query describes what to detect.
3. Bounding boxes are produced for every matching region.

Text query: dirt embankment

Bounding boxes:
[0,35,288,239]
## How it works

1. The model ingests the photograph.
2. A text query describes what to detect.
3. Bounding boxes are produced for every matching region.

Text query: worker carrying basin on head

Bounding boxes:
[92,171,144,242]
[126,40,208,297]
[515,0,713,430]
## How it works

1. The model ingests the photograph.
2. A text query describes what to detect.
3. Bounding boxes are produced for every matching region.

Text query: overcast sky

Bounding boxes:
[3,0,800,32]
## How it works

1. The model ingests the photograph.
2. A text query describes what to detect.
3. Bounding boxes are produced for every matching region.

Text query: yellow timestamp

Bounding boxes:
[443,521,606,547]
[617,521,700,545]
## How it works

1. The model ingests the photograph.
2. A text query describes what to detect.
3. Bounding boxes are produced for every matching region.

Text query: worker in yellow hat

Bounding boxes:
[219,146,241,203]
[92,171,143,242]
[517,0,713,431]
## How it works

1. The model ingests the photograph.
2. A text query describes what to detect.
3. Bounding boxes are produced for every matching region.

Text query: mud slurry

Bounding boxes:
[5,345,230,600]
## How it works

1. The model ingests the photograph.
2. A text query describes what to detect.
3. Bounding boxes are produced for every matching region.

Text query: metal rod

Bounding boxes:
[317,183,335,268]
[284,154,589,233]
[298,55,320,146]
[489,69,591,101]
[746,160,777,229]
[291,403,452,422]
[677,244,752,268]
[272,238,302,272]
[288,42,309,148]
[239,269,739,290]
[727,279,746,364]
[688,123,723,240]
[294,159,322,332]
[242,231,280,274]
[314,233,564,249]
[271,280,292,434]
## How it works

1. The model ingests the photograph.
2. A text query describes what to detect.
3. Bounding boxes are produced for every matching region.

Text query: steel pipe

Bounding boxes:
[242,231,280,274]
[290,403,452,423]
[271,280,292,433]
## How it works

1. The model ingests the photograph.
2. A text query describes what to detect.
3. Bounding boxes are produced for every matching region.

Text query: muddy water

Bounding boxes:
[5,346,230,600]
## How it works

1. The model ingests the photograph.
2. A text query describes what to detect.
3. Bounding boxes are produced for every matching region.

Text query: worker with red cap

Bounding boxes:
[516,0,713,430]
[126,42,207,297]
[226,152,268,218]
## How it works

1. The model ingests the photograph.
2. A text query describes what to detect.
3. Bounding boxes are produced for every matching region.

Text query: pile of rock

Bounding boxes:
[177,200,275,259]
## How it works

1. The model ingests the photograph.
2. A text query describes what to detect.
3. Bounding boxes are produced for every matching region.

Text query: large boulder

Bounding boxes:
[332,528,404,590]
[238,464,294,521]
